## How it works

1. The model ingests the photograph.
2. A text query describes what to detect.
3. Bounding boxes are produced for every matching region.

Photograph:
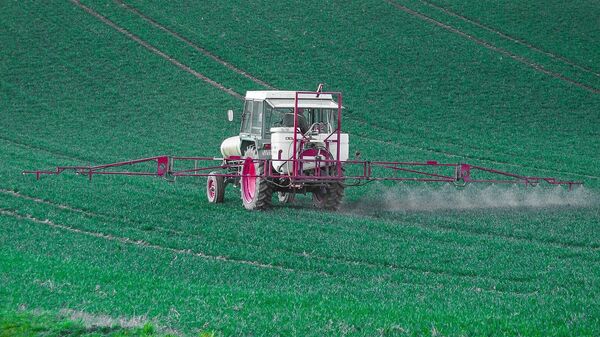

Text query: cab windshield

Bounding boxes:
[265,106,338,136]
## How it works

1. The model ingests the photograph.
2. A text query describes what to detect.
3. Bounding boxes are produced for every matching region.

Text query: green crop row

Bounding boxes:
[425,0,600,74]
[2,206,598,336]
[396,0,600,89]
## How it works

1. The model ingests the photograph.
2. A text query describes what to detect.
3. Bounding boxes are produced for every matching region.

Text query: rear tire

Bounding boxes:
[206,171,225,203]
[277,191,296,204]
[240,147,272,210]
[312,164,344,211]
[312,182,344,211]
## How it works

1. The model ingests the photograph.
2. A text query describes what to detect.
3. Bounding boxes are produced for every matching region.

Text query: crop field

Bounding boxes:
[1,0,599,336]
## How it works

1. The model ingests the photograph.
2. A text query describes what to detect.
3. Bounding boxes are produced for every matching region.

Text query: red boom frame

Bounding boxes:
[22,156,582,190]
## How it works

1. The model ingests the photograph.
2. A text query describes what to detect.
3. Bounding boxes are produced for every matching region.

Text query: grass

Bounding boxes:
[1,0,599,336]
[0,310,169,337]
[424,0,600,74]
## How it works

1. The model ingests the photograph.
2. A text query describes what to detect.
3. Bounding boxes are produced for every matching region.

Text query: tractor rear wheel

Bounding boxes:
[277,191,296,204]
[312,182,344,211]
[312,164,344,211]
[240,147,272,210]
[206,171,225,203]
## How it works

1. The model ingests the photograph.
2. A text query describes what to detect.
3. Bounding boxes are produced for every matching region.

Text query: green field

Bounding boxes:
[1,0,599,336]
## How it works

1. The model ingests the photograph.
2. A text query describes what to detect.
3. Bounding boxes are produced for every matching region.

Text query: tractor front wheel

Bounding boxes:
[206,171,225,203]
[240,147,272,210]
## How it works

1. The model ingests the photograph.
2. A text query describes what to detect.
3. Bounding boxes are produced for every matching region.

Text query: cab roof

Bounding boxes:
[245,91,340,109]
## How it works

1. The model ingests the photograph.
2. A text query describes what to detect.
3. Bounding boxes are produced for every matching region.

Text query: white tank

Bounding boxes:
[270,127,297,173]
[312,132,349,163]
[270,127,350,174]
[220,136,242,158]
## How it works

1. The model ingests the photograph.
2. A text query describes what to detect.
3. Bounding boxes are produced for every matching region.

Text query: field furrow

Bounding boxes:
[385,0,600,94]
[416,0,599,77]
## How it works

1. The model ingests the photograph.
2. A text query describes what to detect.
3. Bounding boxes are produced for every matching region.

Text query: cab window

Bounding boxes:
[240,100,252,134]
[250,101,263,136]
[264,104,284,137]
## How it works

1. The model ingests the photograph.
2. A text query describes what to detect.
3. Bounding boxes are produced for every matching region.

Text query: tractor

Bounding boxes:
[210,89,348,210]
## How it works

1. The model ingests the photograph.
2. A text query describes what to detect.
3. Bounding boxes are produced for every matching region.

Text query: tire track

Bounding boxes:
[0,188,101,217]
[417,0,600,77]
[71,0,244,100]
[0,136,92,163]
[114,0,276,90]
[2,186,595,288]
[384,0,600,94]
[0,207,539,296]
[0,208,293,273]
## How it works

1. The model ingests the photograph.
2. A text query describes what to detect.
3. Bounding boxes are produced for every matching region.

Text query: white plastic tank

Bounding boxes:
[270,127,297,173]
[314,132,349,163]
[220,136,242,158]
[270,127,350,174]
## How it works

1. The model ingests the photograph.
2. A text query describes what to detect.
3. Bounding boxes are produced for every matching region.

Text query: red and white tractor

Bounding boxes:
[212,90,348,210]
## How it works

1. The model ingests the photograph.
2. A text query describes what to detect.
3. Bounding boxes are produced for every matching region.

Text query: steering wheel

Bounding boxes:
[305,122,328,136]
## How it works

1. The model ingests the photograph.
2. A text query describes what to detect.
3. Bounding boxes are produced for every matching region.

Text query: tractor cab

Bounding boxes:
[241,91,340,148]
[221,91,348,164]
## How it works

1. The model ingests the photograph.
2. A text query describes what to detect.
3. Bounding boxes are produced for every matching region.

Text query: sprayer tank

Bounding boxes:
[270,127,349,174]
[220,136,242,158]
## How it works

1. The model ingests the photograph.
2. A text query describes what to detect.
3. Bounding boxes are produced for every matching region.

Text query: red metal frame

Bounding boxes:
[22,155,583,190]
[292,91,343,179]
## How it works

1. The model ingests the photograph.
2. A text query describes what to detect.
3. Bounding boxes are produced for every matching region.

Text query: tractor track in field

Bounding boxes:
[70,0,243,100]
[72,1,599,180]
[0,208,295,273]
[0,136,92,163]
[385,0,600,94]
[3,187,597,253]
[0,188,104,218]
[417,0,600,77]
[114,0,275,90]
[2,187,596,290]
[0,207,540,296]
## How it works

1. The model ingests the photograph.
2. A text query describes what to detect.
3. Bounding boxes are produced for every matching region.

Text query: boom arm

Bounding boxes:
[23,156,583,190]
